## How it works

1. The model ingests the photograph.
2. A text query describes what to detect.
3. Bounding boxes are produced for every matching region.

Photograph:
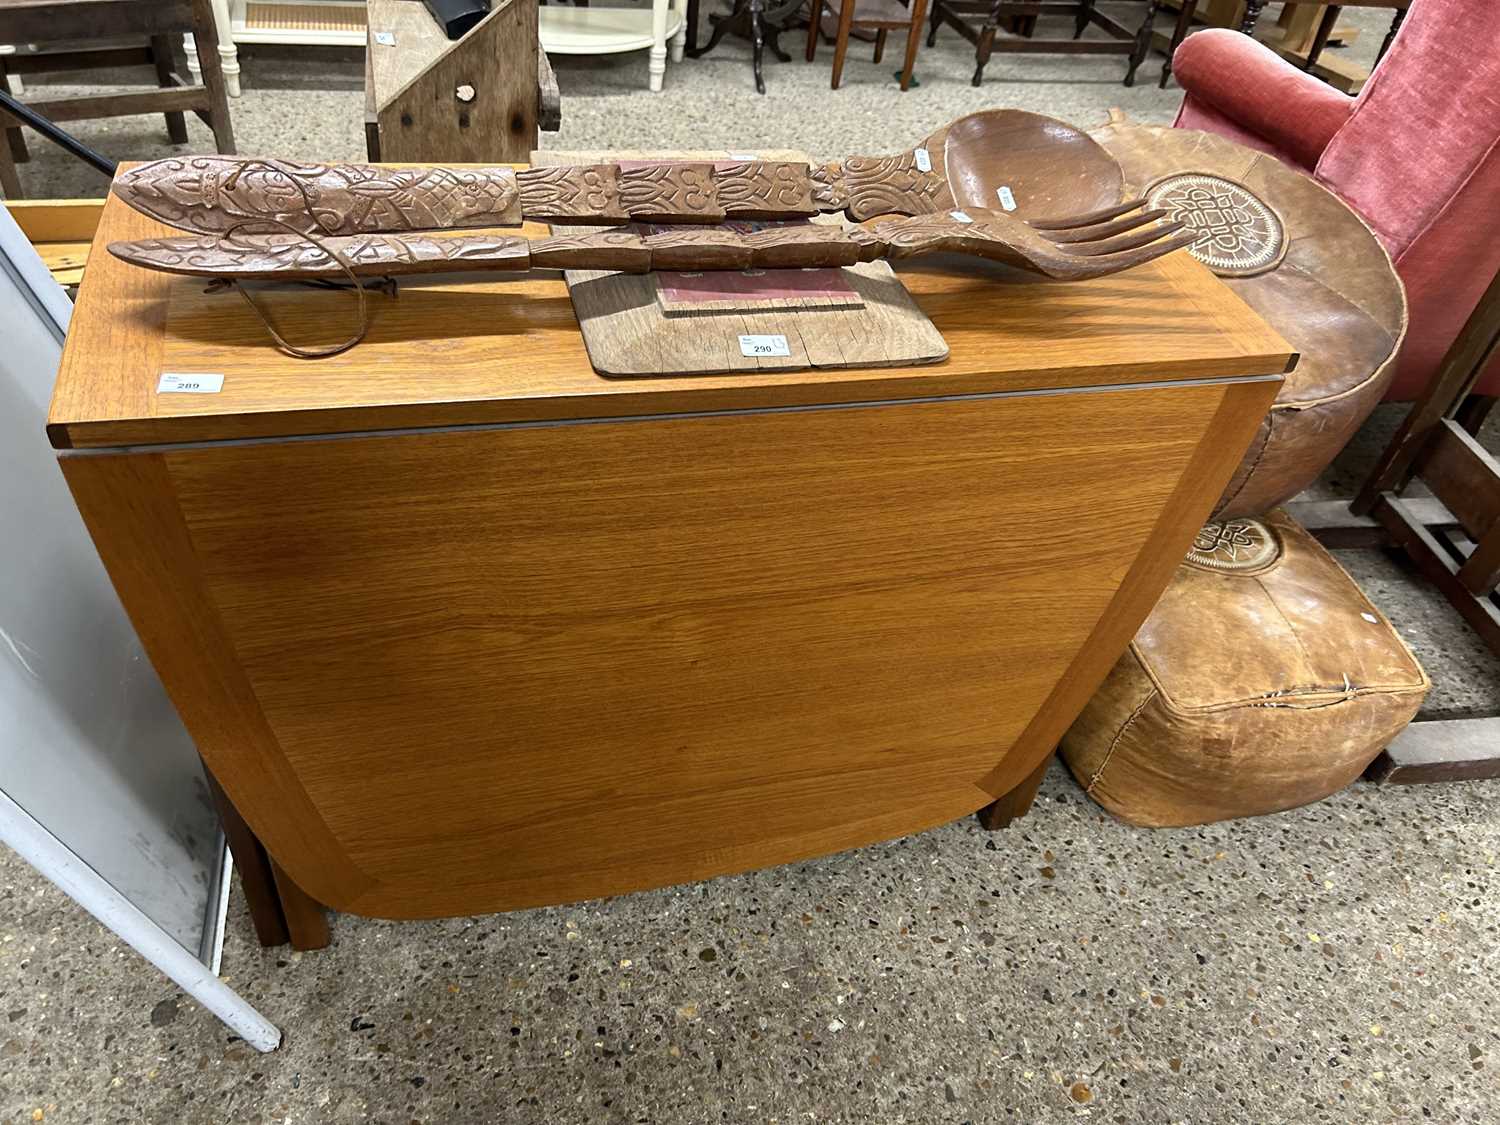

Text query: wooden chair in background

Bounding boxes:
[0,0,234,198]
[1293,0,1410,73]
[1292,268,1500,784]
[806,0,930,90]
[927,0,1161,87]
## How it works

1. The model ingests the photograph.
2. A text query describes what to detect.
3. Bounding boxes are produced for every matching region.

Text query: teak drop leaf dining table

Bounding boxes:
[48,166,1294,933]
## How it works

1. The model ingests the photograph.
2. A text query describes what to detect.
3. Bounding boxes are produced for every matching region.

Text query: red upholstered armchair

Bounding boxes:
[1170,1,1500,401]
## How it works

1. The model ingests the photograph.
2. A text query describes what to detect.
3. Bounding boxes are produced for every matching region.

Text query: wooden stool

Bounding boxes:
[926,0,1161,87]
[0,0,234,198]
[807,0,930,90]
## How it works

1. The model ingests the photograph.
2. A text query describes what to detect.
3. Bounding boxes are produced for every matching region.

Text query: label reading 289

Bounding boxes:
[739,334,791,358]
[157,372,224,394]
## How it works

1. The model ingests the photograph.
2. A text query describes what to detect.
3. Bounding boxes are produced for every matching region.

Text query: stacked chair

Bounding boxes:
[1057,110,1430,827]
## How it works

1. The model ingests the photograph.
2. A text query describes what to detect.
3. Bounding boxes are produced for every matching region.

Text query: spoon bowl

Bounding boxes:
[935,109,1125,223]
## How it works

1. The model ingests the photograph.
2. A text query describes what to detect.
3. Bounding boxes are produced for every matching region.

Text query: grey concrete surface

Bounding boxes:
[3,6,1499,1124]
[4,764,1498,1124]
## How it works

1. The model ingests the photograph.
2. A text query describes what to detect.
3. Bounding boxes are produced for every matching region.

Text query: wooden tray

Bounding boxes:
[532,149,948,378]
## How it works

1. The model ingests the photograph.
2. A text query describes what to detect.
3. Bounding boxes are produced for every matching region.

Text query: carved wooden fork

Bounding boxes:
[108,202,1194,283]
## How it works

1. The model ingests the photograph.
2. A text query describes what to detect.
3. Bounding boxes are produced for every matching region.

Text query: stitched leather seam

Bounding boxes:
[1269,352,1400,412]
[1152,682,1429,714]
[1085,689,1156,797]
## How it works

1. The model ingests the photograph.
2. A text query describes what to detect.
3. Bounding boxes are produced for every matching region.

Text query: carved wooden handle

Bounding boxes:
[106,225,894,280]
[114,153,963,236]
[105,212,1095,281]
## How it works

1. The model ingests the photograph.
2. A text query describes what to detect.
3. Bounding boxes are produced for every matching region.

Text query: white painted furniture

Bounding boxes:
[540,1,686,91]
[186,0,242,96]
[212,0,685,94]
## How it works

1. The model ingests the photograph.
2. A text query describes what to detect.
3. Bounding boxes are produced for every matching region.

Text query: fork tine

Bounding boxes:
[1027,197,1147,231]
[1066,220,1188,257]
[1055,230,1200,278]
[1042,208,1169,244]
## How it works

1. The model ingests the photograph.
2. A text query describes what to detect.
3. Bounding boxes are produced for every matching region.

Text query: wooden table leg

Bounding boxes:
[977,752,1053,830]
[1377,4,1405,63]
[971,15,998,86]
[149,35,189,143]
[203,768,289,948]
[1160,0,1197,87]
[204,764,330,950]
[1124,0,1160,86]
[1303,3,1340,71]
[1239,0,1266,34]
[270,859,331,951]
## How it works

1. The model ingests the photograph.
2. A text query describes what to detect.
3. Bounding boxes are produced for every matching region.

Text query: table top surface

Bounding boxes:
[49,174,1295,450]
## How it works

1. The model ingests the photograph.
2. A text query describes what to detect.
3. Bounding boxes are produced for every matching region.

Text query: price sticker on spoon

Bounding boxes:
[913,147,932,173]
[996,185,1017,211]
[739,334,790,358]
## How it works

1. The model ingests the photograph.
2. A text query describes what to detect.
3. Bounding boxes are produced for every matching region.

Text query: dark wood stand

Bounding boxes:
[927,0,1161,88]
[1292,267,1500,784]
[686,0,804,93]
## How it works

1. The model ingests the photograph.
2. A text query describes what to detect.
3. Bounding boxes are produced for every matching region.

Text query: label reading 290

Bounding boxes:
[739,334,791,358]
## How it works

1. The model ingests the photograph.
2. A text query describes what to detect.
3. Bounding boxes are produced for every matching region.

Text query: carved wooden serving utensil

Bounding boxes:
[110,109,1125,237]
[110,203,1193,283]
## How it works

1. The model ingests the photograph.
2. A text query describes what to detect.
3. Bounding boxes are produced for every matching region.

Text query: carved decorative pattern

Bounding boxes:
[1145,173,1286,278]
[714,162,816,218]
[810,163,849,211]
[618,163,722,221]
[820,155,951,221]
[515,165,623,222]
[108,232,531,279]
[113,157,523,237]
[528,230,651,271]
[531,230,646,253]
[1185,518,1281,573]
[112,208,1182,282]
[869,214,1026,265]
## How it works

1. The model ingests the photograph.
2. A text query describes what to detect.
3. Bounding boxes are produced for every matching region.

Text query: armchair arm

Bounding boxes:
[1173,29,1354,170]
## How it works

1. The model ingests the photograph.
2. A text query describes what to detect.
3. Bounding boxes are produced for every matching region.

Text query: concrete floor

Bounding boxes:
[3,5,1499,1123]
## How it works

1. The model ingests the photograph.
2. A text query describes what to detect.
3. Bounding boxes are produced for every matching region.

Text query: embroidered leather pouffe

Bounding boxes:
[1090,113,1407,520]
[1059,510,1428,827]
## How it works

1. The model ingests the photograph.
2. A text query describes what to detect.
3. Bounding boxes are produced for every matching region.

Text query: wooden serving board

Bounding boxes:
[532,149,948,378]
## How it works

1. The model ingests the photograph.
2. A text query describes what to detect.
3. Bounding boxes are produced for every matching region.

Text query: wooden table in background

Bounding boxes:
[1156,0,1395,91]
[49,174,1291,936]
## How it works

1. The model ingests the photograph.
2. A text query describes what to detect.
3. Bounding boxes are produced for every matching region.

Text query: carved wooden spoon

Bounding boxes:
[109,110,1124,238]
[110,202,1191,283]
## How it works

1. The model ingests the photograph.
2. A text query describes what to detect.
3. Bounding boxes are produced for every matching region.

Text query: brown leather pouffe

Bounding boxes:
[1059,510,1428,827]
[1091,113,1407,520]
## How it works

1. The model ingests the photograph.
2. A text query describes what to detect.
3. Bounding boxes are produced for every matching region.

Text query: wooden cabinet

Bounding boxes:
[49,185,1291,920]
